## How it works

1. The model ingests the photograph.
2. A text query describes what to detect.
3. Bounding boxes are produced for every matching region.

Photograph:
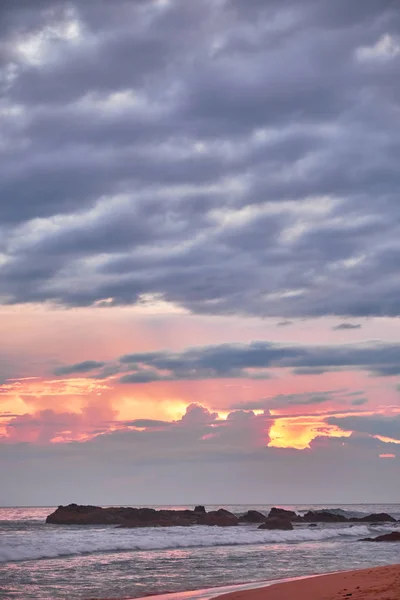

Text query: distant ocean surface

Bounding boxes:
[1,504,399,600]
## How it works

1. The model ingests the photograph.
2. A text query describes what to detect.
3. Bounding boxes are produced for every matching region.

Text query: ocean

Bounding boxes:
[0,504,399,600]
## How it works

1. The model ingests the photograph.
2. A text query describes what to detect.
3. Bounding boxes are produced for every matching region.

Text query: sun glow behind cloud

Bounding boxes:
[268,415,352,450]
[1,373,398,451]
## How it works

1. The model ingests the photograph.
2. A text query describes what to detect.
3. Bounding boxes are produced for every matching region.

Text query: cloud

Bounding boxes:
[351,397,368,406]
[229,391,340,411]
[0,0,399,319]
[179,403,219,426]
[53,360,106,376]
[54,340,400,383]
[3,408,112,444]
[326,415,400,441]
[122,419,172,429]
[370,365,400,377]
[333,323,362,330]
[1,404,398,505]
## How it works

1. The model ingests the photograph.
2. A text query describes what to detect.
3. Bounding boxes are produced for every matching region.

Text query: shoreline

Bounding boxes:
[215,564,400,600]
[129,574,324,600]
[129,565,400,600]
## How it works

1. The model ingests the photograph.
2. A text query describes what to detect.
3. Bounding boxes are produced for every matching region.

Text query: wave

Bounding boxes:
[0,524,383,564]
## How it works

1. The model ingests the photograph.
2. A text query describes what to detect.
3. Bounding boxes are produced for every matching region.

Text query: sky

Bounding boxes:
[0,0,399,506]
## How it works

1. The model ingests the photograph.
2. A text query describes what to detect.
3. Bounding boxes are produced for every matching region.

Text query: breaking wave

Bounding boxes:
[0,523,385,563]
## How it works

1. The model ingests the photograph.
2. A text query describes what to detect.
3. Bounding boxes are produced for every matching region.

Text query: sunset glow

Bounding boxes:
[1,0,399,507]
[268,416,352,450]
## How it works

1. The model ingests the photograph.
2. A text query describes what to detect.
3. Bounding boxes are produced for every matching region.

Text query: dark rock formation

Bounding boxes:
[46,504,238,527]
[300,510,396,524]
[258,517,294,530]
[238,510,266,523]
[352,513,396,523]
[197,509,238,527]
[361,532,400,542]
[268,507,297,521]
[47,504,396,528]
[301,510,348,523]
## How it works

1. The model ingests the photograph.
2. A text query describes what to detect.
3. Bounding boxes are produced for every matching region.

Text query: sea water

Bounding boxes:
[0,504,399,600]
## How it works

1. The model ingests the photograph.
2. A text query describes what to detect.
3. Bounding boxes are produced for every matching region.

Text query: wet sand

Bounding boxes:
[216,564,400,600]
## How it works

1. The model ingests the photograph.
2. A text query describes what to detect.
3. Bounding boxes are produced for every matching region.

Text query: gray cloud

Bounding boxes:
[1,405,398,505]
[327,415,400,441]
[53,339,400,383]
[54,360,106,376]
[351,398,368,406]
[370,365,400,377]
[230,388,368,411]
[0,0,400,318]
[333,323,362,330]
[122,419,172,429]
[119,340,400,381]
[230,391,338,411]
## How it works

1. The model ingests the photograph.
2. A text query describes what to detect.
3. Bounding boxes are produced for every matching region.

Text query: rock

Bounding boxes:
[194,505,206,514]
[361,532,400,542]
[268,507,298,521]
[46,504,121,525]
[300,510,396,524]
[301,510,348,523]
[238,510,266,523]
[258,517,293,530]
[198,509,239,527]
[46,504,238,527]
[309,523,318,528]
[352,513,396,523]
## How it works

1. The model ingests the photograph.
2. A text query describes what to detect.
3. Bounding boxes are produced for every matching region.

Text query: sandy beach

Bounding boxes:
[216,565,400,600]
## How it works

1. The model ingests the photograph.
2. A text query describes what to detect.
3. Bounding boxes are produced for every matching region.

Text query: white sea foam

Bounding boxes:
[0,523,386,563]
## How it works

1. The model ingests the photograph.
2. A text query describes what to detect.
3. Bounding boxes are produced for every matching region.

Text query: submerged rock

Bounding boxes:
[46,504,238,527]
[361,532,400,542]
[352,513,396,523]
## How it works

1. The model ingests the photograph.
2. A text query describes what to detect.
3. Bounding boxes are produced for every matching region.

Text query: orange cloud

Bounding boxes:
[268,415,352,450]
[0,375,192,441]
[375,435,400,445]
[1,370,398,450]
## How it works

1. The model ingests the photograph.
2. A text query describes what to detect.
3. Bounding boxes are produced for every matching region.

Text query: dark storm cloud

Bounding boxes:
[1,0,400,317]
[53,360,106,376]
[55,340,400,383]
[327,415,400,441]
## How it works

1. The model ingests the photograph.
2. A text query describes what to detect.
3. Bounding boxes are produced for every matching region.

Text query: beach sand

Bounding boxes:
[216,565,400,600]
